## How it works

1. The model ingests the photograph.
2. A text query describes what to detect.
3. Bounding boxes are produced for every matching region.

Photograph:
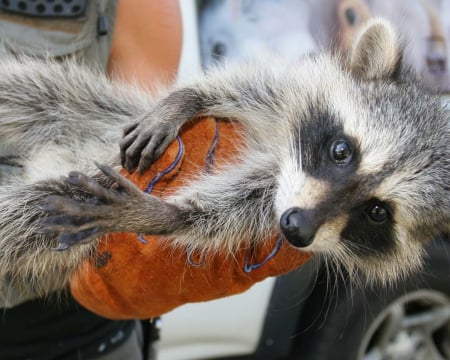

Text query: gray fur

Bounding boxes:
[0,57,154,306]
[0,20,449,306]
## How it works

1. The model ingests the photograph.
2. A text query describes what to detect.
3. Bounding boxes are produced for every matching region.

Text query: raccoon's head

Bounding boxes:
[275,19,449,284]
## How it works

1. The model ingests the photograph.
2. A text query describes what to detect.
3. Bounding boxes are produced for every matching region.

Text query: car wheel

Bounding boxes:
[289,237,450,360]
[358,288,449,359]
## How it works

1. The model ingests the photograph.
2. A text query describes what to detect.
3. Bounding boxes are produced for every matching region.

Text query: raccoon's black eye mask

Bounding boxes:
[341,198,395,256]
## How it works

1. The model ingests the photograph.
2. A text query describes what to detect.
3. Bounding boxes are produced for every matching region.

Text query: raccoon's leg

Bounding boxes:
[41,165,182,246]
[42,158,278,252]
[121,63,288,173]
[0,176,104,305]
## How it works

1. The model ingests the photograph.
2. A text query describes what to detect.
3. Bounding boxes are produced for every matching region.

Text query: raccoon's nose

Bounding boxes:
[280,207,315,248]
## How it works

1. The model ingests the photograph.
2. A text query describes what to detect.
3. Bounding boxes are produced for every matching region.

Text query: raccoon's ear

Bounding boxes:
[349,18,402,81]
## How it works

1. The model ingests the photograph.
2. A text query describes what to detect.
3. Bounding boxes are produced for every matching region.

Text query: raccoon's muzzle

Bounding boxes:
[280,207,315,248]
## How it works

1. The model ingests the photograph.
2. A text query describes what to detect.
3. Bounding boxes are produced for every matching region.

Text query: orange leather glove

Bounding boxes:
[70,118,312,319]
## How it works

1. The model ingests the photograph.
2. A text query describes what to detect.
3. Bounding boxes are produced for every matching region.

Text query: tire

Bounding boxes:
[289,237,450,360]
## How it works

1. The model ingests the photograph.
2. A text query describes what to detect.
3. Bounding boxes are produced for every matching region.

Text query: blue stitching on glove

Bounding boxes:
[243,236,284,273]
[138,136,184,244]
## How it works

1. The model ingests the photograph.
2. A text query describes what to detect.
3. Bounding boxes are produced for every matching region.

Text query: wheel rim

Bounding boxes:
[358,289,450,360]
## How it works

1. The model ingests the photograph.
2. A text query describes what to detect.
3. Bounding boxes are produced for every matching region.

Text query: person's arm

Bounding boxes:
[107,0,182,87]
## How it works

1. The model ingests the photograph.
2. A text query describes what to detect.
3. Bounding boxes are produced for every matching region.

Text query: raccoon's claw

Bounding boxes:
[52,242,71,251]
[52,227,102,251]
[94,163,143,196]
[136,134,173,174]
[64,169,122,204]
[120,120,178,174]
[61,164,142,202]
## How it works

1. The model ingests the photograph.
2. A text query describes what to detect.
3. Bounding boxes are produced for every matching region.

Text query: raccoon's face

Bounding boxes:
[275,19,450,283]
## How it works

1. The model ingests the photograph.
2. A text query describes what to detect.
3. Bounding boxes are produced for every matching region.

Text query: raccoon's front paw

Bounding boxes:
[41,164,145,250]
[120,117,179,174]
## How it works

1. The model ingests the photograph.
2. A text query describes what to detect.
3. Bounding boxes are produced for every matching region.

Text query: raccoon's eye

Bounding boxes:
[367,204,389,224]
[329,139,353,165]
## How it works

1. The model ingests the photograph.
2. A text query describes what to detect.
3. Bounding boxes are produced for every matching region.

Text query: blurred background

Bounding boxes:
[191,0,450,92]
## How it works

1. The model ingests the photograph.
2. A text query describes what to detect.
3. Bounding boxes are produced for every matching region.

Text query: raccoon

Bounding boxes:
[0,19,448,306]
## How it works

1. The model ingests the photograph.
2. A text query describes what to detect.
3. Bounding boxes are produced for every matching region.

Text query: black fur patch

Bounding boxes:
[294,104,361,181]
[341,199,396,257]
